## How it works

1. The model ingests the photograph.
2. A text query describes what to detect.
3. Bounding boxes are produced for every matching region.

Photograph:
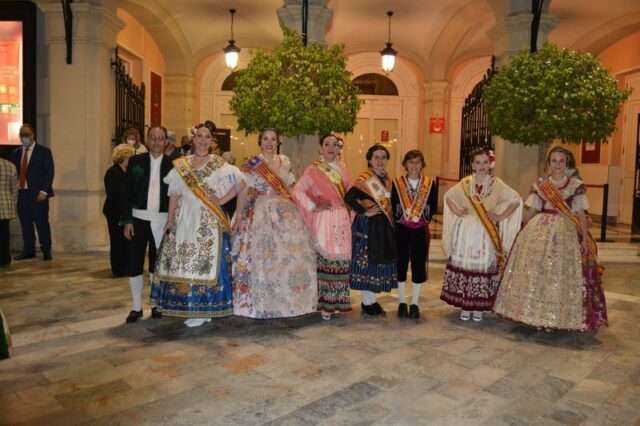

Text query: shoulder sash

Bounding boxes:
[172,156,231,232]
[460,175,506,272]
[538,177,599,258]
[354,170,394,224]
[313,160,346,199]
[248,156,292,200]
[394,175,432,223]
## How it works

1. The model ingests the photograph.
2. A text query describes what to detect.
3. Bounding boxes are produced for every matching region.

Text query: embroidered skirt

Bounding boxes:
[440,263,499,312]
[349,215,398,293]
[317,255,351,313]
[150,232,234,318]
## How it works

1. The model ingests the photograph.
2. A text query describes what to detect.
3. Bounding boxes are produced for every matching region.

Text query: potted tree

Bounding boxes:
[483,43,630,174]
[230,28,363,176]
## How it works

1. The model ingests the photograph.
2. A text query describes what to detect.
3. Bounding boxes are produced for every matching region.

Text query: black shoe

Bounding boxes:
[14,252,36,260]
[151,307,162,319]
[43,252,52,261]
[371,302,386,316]
[126,310,143,323]
[409,304,420,319]
[397,303,409,318]
[361,303,373,316]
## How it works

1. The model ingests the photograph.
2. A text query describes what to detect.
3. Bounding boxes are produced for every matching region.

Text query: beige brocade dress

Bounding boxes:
[493,177,591,331]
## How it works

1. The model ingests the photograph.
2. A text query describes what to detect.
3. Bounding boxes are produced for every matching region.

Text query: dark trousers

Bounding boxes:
[105,213,127,276]
[0,219,10,266]
[396,223,430,283]
[17,190,51,254]
[126,217,158,277]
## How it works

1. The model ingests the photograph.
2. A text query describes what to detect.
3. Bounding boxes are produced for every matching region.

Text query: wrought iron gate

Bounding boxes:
[459,57,496,179]
[111,48,145,145]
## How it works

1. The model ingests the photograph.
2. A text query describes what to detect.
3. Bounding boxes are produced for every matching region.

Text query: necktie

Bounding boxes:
[18,148,28,190]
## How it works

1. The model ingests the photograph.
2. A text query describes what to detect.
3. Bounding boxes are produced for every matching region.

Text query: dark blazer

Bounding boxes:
[103,163,126,218]
[11,143,55,197]
[121,153,173,224]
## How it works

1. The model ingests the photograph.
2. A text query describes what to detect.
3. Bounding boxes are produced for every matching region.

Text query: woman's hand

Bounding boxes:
[233,216,244,233]
[208,193,222,205]
[487,212,501,222]
[314,201,332,212]
[163,218,173,234]
[364,205,382,217]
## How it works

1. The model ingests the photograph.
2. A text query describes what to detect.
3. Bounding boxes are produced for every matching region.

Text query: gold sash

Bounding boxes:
[313,160,346,199]
[394,176,432,223]
[538,178,599,259]
[248,156,292,200]
[173,157,231,232]
[460,176,505,272]
[354,170,394,225]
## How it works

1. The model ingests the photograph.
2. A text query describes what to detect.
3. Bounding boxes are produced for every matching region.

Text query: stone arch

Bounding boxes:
[352,73,399,96]
[571,13,640,54]
[347,52,420,98]
[118,0,191,73]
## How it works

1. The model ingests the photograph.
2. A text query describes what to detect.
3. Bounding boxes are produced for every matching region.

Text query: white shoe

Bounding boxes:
[184,318,212,328]
[473,311,483,322]
[460,310,471,321]
[321,312,332,321]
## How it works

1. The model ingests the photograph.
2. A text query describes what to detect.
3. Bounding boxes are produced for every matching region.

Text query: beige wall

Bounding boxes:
[116,9,166,128]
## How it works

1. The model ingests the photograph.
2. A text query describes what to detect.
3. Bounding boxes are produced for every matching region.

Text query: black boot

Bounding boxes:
[126,310,143,323]
[371,302,386,316]
[151,307,162,319]
[409,304,420,319]
[397,303,409,318]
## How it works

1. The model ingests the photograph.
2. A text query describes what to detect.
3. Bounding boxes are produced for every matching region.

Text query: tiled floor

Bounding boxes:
[1,253,640,425]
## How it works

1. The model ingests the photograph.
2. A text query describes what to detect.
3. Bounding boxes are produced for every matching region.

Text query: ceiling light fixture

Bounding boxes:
[223,9,240,70]
[380,11,398,74]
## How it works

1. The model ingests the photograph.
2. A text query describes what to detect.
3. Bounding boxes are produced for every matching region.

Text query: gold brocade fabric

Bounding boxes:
[493,212,585,331]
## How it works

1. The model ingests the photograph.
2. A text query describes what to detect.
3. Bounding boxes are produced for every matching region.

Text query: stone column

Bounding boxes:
[488,4,558,196]
[38,1,124,251]
[423,80,450,179]
[277,0,333,178]
[163,74,197,138]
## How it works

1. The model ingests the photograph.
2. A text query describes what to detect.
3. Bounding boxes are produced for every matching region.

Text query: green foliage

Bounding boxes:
[483,43,631,147]
[229,28,363,137]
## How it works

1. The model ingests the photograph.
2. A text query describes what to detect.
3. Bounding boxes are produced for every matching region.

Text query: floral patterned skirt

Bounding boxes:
[349,215,398,293]
[317,256,351,313]
[440,263,499,312]
[150,233,233,318]
[232,194,317,319]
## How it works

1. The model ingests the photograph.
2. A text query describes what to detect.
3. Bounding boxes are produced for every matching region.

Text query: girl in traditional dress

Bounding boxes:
[150,125,245,327]
[441,148,522,322]
[292,134,353,320]
[232,127,317,319]
[344,144,398,316]
[493,147,608,331]
[391,150,437,320]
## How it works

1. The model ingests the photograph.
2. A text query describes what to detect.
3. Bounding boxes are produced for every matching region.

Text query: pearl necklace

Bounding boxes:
[471,174,491,201]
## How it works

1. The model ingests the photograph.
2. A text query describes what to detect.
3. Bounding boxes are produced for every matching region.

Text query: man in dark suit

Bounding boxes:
[11,124,55,261]
[121,126,173,323]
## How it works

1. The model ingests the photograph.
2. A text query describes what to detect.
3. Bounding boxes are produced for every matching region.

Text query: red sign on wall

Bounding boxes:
[150,71,162,127]
[429,117,445,134]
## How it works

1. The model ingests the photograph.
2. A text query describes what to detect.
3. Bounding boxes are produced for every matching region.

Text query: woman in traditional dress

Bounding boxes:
[232,127,317,319]
[441,148,522,322]
[292,134,353,320]
[493,146,608,331]
[150,125,245,327]
[344,144,398,316]
[391,150,437,320]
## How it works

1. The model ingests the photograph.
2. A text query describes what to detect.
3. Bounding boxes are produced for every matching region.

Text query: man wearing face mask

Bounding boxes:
[10,124,55,261]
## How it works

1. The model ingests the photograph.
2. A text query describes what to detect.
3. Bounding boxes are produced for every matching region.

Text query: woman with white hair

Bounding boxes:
[103,143,136,277]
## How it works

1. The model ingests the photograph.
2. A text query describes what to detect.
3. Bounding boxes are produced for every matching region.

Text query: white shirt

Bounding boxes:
[132,154,166,221]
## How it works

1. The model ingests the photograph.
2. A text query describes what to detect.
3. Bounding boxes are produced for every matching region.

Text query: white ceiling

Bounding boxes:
[116,0,640,77]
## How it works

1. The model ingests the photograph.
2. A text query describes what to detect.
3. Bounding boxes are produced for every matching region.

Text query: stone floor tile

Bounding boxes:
[542,399,597,425]
[526,375,577,401]
[564,378,618,407]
